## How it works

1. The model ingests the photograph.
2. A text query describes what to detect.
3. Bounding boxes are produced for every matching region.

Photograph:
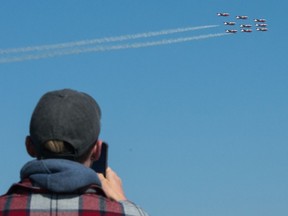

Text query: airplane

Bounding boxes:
[240,24,252,28]
[217,12,229,16]
[226,29,237,33]
[256,27,268,31]
[241,29,252,33]
[236,15,248,19]
[224,22,236,25]
[256,23,267,27]
[254,19,266,22]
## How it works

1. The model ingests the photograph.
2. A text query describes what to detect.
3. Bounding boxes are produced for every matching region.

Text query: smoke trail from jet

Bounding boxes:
[0,25,218,55]
[0,33,229,64]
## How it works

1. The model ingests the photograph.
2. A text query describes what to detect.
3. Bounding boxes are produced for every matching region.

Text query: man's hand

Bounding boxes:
[98,167,127,201]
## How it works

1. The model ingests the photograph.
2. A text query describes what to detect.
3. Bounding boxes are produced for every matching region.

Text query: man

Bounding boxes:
[0,89,149,216]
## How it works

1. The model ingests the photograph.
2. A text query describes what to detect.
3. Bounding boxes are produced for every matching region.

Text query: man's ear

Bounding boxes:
[92,140,102,161]
[25,136,38,158]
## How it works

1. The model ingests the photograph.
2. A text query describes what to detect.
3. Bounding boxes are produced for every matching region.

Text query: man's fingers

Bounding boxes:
[105,167,114,179]
[97,167,127,201]
[105,167,122,184]
[97,173,106,182]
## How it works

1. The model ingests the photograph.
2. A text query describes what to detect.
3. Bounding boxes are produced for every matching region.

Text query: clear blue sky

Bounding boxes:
[1,1,287,215]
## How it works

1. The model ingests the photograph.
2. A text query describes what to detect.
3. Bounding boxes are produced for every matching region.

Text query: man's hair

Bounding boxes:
[43,140,70,153]
[29,89,101,161]
[42,140,94,163]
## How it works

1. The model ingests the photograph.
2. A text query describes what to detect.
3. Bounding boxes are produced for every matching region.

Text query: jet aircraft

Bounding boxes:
[224,22,236,25]
[240,24,252,28]
[241,29,252,33]
[254,19,266,22]
[236,15,248,19]
[256,23,267,27]
[256,27,268,31]
[226,29,237,33]
[217,12,229,16]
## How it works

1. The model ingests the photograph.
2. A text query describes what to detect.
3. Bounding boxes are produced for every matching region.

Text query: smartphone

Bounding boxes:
[91,142,108,177]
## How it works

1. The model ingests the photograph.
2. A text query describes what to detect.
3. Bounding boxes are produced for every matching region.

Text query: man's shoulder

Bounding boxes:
[0,179,149,216]
[0,190,140,216]
[0,180,123,215]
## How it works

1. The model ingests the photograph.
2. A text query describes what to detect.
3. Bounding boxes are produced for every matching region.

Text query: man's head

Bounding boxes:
[26,89,102,162]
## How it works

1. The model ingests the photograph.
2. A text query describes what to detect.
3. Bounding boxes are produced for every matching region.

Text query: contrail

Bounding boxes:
[0,33,229,64]
[0,25,218,55]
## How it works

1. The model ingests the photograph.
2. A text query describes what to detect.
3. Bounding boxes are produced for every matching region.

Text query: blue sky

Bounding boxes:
[1,1,287,215]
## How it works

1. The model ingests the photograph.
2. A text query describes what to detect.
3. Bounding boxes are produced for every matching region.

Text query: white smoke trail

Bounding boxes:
[0,33,229,64]
[0,25,218,55]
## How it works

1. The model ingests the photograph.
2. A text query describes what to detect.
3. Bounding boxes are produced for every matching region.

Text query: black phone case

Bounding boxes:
[91,142,108,177]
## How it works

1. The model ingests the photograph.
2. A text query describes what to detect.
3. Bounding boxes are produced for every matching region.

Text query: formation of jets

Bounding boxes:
[217,12,268,33]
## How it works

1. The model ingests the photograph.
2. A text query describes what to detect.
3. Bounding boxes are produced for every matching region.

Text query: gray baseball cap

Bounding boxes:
[29,89,101,160]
